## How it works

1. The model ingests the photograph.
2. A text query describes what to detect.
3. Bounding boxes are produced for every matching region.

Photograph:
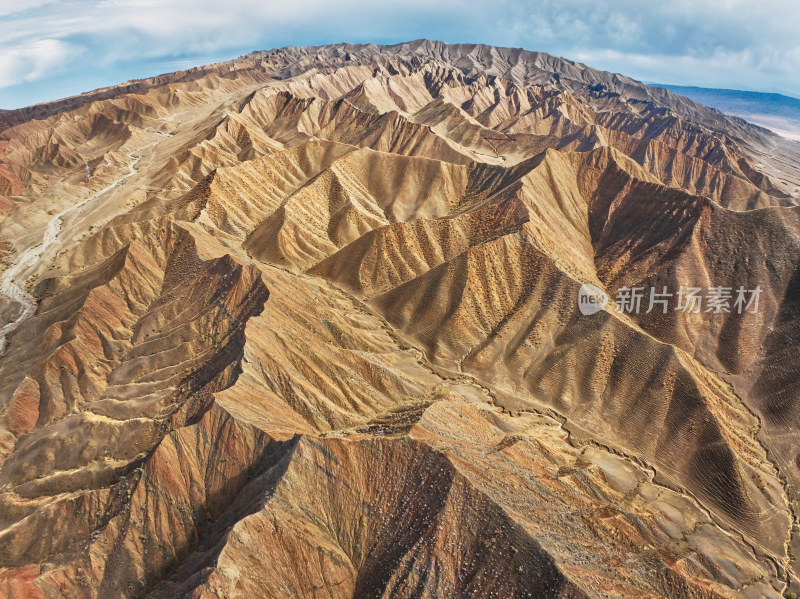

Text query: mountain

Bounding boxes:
[0,40,799,598]
[657,84,800,141]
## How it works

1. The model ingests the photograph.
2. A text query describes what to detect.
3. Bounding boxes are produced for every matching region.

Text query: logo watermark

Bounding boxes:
[578,283,609,315]
[579,285,762,315]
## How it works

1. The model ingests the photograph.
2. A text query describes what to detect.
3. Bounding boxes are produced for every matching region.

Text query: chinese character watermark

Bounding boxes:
[579,285,762,315]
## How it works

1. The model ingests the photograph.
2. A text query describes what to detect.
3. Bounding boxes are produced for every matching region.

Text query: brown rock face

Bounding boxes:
[0,41,799,598]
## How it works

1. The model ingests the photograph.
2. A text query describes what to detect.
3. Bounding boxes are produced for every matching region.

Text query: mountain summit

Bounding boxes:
[0,41,799,598]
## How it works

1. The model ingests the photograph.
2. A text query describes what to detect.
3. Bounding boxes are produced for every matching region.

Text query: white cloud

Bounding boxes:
[0,0,60,18]
[0,39,84,89]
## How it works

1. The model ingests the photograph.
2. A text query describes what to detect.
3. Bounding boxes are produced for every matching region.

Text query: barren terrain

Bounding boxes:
[0,41,799,598]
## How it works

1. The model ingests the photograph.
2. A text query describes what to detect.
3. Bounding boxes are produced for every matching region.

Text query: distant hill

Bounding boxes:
[657,84,800,140]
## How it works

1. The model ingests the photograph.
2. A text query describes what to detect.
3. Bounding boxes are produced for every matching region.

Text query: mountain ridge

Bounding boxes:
[0,40,798,598]
[0,40,781,141]
[656,83,800,141]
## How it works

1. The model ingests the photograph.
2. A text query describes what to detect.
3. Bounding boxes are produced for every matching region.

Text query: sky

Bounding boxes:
[1,0,799,109]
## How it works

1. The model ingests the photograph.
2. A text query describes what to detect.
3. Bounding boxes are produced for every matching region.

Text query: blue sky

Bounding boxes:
[1,0,799,109]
